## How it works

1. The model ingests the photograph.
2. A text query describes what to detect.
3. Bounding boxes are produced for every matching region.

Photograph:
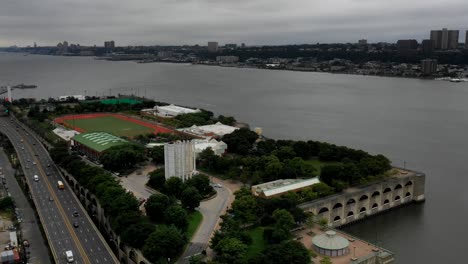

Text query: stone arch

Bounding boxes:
[120,258,127,264]
[383,188,391,193]
[346,199,356,205]
[405,181,413,186]
[129,250,137,262]
[140,262,146,264]
[394,184,402,190]
[383,199,390,204]
[372,203,378,209]
[371,191,380,197]
[394,196,401,201]
[359,195,368,201]
[347,211,354,217]
[80,187,85,195]
[333,203,343,209]
[405,192,411,197]
[119,241,125,252]
[333,216,341,221]
[86,192,91,200]
[318,207,329,214]
[359,207,366,213]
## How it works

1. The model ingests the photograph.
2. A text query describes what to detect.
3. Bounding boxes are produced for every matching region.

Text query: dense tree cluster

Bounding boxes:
[199,136,391,193]
[210,188,310,263]
[49,142,187,261]
[162,109,237,128]
[99,143,146,172]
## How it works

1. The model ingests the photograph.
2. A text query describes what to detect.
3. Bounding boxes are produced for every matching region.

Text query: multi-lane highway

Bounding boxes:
[0,116,119,264]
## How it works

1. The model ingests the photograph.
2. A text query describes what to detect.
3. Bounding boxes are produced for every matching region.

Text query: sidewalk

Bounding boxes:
[0,148,51,264]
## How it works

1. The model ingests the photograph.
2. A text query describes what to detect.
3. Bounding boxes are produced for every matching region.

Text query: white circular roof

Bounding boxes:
[312,230,350,250]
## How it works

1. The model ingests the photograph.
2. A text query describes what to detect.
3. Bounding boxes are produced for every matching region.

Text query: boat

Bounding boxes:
[12,84,37,89]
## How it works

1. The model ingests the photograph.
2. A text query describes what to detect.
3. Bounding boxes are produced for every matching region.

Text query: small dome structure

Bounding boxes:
[312,230,350,257]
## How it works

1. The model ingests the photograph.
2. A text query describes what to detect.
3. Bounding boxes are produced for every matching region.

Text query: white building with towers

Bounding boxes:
[164,141,196,181]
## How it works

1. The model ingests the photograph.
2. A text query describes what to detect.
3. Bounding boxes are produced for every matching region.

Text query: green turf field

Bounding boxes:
[64,116,153,137]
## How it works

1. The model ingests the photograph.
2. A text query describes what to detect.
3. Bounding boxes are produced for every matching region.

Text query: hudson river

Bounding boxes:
[2,52,468,263]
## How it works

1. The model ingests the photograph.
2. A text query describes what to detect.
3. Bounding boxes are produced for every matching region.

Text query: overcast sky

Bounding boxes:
[1,0,468,47]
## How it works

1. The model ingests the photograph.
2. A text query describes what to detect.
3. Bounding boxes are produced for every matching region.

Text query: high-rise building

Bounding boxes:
[396,39,418,53]
[104,40,115,49]
[430,28,459,50]
[421,59,438,76]
[164,141,196,181]
[358,39,367,45]
[421,39,434,53]
[207,42,219,53]
[465,31,468,49]
[241,43,246,48]
[225,43,237,49]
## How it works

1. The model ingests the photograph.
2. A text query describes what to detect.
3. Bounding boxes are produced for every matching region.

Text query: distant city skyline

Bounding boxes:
[1,0,468,46]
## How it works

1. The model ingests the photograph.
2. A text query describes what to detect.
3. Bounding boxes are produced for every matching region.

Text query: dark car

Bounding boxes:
[73,222,79,228]
[73,211,79,217]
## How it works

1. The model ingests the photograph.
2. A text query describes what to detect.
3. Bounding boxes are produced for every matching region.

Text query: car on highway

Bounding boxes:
[33,175,39,182]
[21,147,24,150]
[65,250,74,263]
[73,222,79,228]
[46,172,50,176]
[49,196,53,202]
[32,161,36,165]
[47,164,50,167]
[73,211,79,217]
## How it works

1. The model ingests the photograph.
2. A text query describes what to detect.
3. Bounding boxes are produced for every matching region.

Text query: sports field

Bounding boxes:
[55,113,173,138]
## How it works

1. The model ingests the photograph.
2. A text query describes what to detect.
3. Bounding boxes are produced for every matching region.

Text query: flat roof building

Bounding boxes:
[72,132,127,160]
[178,122,239,138]
[252,177,320,199]
[208,42,219,53]
[155,104,201,117]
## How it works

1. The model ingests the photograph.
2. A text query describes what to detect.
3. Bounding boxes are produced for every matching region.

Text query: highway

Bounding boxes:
[0,117,119,264]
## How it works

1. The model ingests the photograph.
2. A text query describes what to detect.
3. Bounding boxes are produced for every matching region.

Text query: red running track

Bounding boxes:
[54,113,174,135]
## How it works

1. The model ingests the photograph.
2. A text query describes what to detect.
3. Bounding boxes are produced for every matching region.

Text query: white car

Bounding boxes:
[32,161,36,165]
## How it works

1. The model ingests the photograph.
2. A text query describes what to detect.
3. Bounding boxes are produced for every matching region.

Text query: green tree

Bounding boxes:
[142,225,186,263]
[99,143,146,171]
[186,174,213,196]
[222,128,258,155]
[121,221,156,249]
[145,193,172,222]
[255,240,311,264]
[164,205,188,231]
[272,209,295,242]
[231,195,260,223]
[213,237,247,264]
[181,186,202,210]
[150,146,165,164]
[164,177,186,199]
[0,197,14,210]
[148,169,166,190]
[320,256,332,264]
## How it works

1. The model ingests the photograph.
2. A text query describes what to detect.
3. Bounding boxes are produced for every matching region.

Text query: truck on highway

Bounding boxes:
[57,181,64,189]
[65,250,74,263]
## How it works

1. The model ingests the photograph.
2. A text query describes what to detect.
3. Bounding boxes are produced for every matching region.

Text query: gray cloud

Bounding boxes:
[1,0,468,46]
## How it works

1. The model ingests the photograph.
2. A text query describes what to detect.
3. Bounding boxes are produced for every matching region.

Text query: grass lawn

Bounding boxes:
[64,116,153,137]
[187,211,203,240]
[246,227,266,258]
[305,159,342,175]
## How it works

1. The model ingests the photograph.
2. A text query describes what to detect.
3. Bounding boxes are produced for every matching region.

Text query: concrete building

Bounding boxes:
[299,168,425,228]
[421,59,438,76]
[225,44,237,49]
[421,39,434,53]
[71,132,128,160]
[207,42,219,53]
[155,104,201,117]
[396,39,418,53]
[157,51,174,58]
[178,122,239,138]
[358,39,367,45]
[164,141,196,181]
[312,230,349,257]
[466,31,468,49]
[216,56,239,63]
[251,178,320,199]
[104,41,115,49]
[431,28,459,50]
[193,138,228,156]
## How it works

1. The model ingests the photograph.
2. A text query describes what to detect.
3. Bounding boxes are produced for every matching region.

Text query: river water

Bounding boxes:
[1,52,467,263]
